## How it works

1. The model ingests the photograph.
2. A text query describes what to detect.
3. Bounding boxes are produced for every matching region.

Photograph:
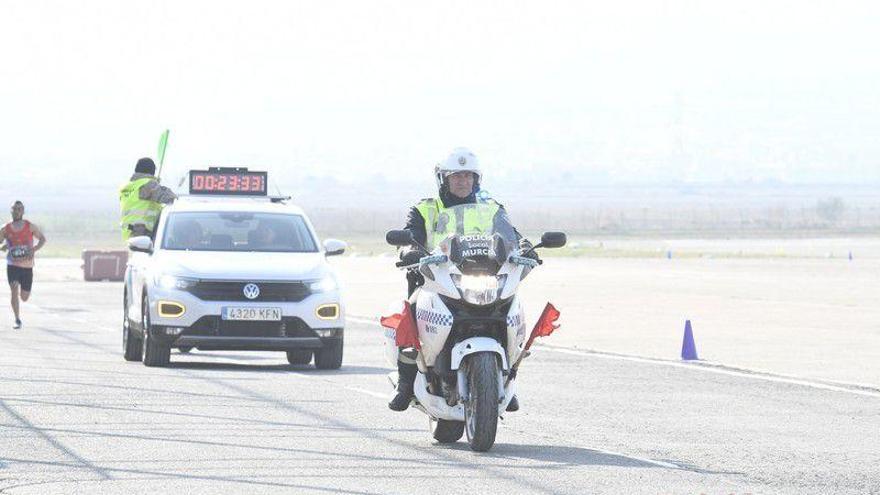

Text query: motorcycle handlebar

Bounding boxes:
[419,254,448,266]
[509,254,539,268]
[395,254,447,270]
[396,253,541,269]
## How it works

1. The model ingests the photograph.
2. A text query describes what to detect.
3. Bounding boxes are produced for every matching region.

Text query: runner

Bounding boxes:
[1,201,46,329]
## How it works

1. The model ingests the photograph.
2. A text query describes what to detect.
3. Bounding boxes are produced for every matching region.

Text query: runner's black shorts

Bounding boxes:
[7,265,33,292]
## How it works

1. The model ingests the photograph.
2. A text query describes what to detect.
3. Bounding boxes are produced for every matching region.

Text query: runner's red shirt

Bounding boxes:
[3,221,35,268]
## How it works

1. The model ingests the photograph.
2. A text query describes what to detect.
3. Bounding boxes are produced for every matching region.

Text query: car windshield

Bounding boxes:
[435,203,519,275]
[161,212,318,253]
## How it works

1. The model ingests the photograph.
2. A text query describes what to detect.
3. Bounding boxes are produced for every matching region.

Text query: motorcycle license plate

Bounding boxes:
[221,307,282,321]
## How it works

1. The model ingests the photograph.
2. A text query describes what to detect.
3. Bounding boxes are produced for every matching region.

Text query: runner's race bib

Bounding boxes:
[10,246,31,260]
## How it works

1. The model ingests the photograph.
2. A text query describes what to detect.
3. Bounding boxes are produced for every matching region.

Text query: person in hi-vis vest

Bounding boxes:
[119,158,177,241]
[388,147,537,413]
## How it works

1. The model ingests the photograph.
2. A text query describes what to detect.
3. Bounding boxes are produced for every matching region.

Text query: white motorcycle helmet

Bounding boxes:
[434,147,482,191]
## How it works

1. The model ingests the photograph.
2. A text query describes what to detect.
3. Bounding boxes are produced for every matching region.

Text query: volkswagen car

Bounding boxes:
[122,168,346,368]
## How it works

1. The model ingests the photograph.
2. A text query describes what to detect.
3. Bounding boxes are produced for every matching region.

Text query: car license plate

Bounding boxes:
[222,307,282,321]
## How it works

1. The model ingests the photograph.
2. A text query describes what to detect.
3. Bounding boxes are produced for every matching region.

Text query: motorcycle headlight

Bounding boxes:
[451,274,507,305]
[308,276,338,293]
[156,274,198,291]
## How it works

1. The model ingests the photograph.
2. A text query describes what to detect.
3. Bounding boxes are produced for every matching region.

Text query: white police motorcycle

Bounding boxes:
[383,203,566,452]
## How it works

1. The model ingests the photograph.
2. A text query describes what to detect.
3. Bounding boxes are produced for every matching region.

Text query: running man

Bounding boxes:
[1,201,46,329]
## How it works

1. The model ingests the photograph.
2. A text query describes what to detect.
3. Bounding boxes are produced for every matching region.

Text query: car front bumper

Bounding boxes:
[167,334,342,351]
[147,319,344,349]
[145,285,344,350]
[147,285,344,327]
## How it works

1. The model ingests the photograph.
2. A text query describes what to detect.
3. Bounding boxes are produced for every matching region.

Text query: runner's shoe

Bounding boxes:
[13,319,22,329]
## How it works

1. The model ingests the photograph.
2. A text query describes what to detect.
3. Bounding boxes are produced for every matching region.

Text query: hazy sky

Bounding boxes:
[2,0,879,189]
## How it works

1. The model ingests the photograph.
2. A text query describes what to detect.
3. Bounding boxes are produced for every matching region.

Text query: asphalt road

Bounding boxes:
[1,279,879,494]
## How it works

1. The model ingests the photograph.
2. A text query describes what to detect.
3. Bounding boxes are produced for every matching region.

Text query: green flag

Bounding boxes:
[157,129,170,166]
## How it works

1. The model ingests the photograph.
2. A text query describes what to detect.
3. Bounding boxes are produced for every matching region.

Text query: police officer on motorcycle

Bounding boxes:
[389,147,536,412]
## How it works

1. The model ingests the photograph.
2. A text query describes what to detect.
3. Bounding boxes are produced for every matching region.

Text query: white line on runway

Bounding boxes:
[36,307,875,470]
[338,385,388,400]
[535,345,880,398]
[347,316,377,325]
[345,316,683,470]
[34,310,880,398]
[347,315,880,399]
[29,309,685,472]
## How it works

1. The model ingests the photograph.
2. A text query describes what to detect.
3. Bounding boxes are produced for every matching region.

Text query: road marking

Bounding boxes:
[40,310,880,398]
[347,315,377,325]
[27,307,684,473]
[344,315,684,470]
[295,371,682,471]
[347,314,880,399]
[337,385,388,400]
[532,345,880,398]
[36,310,391,401]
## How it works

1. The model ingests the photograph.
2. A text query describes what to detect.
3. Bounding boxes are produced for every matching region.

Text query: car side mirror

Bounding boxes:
[539,232,567,249]
[128,236,154,254]
[386,229,414,247]
[323,238,347,257]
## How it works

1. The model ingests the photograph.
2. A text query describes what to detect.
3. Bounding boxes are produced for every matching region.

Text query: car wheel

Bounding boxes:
[314,338,343,370]
[142,295,171,367]
[286,350,312,365]
[178,347,193,354]
[123,292,143,361]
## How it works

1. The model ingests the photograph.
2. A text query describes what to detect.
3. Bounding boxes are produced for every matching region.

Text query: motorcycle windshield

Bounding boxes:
[436,203,518,275]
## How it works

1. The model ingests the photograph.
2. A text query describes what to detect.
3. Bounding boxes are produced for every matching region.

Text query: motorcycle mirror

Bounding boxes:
[539,232,567,249]
[386,229,414,247]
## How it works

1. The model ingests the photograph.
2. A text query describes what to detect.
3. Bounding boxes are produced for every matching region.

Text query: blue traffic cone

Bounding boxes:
[681,320,699,360]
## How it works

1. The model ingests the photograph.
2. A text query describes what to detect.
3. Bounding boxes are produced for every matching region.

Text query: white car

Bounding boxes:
[123,189,346,368]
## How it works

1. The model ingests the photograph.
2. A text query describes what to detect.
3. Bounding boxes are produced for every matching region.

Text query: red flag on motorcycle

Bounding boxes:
[380,302,421,349]
[524,303,560,350]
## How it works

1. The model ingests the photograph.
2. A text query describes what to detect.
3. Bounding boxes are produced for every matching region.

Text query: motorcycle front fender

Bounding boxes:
[450,337,509,371]
[451,338,515,412]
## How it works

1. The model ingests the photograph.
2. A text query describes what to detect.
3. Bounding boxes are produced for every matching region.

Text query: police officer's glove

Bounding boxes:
[396,248,423,268]
[519,239,542,264]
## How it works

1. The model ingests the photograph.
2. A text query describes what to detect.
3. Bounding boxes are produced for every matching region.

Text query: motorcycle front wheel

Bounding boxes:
[464,352,500,452]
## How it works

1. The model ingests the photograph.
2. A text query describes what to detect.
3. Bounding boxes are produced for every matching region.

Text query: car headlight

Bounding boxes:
[308,276,338,293]
[451,274,507,305]
[155,274,198,291]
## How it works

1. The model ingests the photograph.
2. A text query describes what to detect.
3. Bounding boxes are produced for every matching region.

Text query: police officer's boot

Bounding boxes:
[388,361,418,411]
[505,394,520,412]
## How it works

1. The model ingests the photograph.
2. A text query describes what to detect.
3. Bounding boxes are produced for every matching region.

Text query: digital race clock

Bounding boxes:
[189,168,268,196]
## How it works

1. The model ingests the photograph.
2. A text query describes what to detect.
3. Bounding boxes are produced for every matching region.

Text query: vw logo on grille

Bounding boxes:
[242,283,260,300]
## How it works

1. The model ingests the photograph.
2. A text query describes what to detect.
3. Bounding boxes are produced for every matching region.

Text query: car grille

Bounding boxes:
[186,316,315,338]
[189,281,311,302]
